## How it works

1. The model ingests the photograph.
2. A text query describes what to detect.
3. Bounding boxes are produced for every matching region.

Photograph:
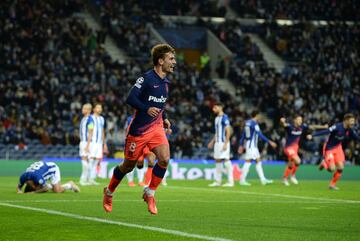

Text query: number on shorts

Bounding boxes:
[27,161,44,172]
[129,142,137,152]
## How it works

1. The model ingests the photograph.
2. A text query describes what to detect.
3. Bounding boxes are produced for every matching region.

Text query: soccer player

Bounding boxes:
[17,161,80,193]
[103,44,176,215]
[280,116,328,186]
[88,103,107,185]
[238,110,277,186]
[79,103,93,186]
[207,103,234,187]
[307,113,360,190]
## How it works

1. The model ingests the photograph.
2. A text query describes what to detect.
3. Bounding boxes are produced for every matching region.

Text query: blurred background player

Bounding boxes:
[207,103,234,187]
[238,111,277,186]
[307,113,360,190]
[17,161,80,193]
[280,116,328,186]
[103,44,176,215]
[79,103,93,186]
[89,103,107,185]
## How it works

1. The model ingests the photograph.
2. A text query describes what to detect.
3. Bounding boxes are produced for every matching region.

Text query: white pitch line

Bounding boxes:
[0,202,233,241]
[0,199,347,204]
[169,186,360,204]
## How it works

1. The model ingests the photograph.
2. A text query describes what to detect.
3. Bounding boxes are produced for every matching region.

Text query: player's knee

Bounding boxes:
[157,159,169,168]
[328,167,335,172]
[337,169,343,173]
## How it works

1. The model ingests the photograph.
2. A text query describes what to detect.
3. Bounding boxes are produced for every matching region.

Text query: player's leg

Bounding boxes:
[88,143,101,185]
[289,155,301,184]
[136,160,145,186]
[209,159,222,186]
[255,158,272,185]
[126,169,135,187]
[79,142,90,186]
[145,152,156,185]
[283,147,294,185]
[222,159,234,187]
[52,167,80,193]
[240,159,252,186]
[329,148,345,190]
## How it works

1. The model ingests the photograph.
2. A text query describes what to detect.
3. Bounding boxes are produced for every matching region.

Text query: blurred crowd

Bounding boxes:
[0,0,359,163]
[231,0,360,21]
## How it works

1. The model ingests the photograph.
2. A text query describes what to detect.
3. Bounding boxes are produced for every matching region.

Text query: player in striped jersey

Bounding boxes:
[17,161,80,193]
[89,103,107,185]
[207,103,234,187]
[238,110,277,186]
[79,103,94,186]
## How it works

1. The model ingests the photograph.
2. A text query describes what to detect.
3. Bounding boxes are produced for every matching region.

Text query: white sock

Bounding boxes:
[46,184,53,189]
[241,162,251,183]
[127,169,134,182]
[215,162,222,183]
[80,160,89,183]
[89,159,98,180]
[136,167,144,182]
[255,162,266,182]
[62,182,72,190]
[224,160,234,184]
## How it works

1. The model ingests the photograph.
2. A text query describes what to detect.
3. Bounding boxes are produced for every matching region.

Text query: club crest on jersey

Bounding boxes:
[135,77,144,88]
[148,95,167,103]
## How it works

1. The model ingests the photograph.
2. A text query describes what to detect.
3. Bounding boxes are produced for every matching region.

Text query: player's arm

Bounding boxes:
[162,111,171,129]
[33,184,49,193]
[280,117,290,128]
[86,120,94,153]
[102,126,108,154]
[255,125,277,148]
[307,125,334,140]
[350,129,360,142]
[237,130,245,154]
[308,124,329,130]
[207,136,215,149]
[223,125,231,151]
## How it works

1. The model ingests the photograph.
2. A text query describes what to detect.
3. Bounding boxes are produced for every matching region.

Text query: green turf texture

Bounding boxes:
[0,178,359,241]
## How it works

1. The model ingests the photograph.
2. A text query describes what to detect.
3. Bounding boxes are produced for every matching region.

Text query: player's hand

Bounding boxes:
[207,141,214,149]
[163,119,171,129]
[306,134,313,140]
[147,107,161,117]
[85,144,90,153]
[222,143,228,151]
[269,140,277,148]
[238,146,244,154]
[103,144,109,155]
[165,128,173,135]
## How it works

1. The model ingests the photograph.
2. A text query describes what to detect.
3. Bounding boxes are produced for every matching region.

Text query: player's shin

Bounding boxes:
[107,165,126,193]
[255,162,266,182]
[215,162,222,184]
[240,162,251,183]
[148,162,167,194]
[283,165,292,179]
[330,169,343,187]
[145,164,154,185]
[80,160,89,184]
[224,160,234,184]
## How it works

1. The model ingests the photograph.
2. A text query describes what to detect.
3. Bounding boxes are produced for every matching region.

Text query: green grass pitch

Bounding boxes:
[0,177,359,241]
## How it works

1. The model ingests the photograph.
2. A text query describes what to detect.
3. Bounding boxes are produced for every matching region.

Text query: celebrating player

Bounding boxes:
[103,44,176,215]
[307,113,360,190]
[238,110,277,186]
[207,103,234,187]
[88,103,107,185]
[17,161,80,193]
[280,115,328,186]
[79,103,93,186]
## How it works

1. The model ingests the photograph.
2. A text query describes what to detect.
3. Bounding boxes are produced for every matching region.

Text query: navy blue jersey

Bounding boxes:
[285,124,308,147]
[18,161,59,188]
[313,122,360,150]
[126,69,170,136]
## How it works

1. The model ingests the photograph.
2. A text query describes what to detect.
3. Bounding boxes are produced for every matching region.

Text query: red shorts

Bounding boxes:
[284,145,299,160]
[324,144,345,167]
[125,125,168,161]
[138,146,151,161]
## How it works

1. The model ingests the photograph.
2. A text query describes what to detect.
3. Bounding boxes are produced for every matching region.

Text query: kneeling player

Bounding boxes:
[17,161,80,193]
[307,113,360,190]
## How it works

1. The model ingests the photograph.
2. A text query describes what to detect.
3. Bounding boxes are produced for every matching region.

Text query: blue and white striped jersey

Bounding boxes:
[90,114,105,144]
[79,115,94,142]
[240,119,269,149]
[18,161,58,187]
[214,114,230,143]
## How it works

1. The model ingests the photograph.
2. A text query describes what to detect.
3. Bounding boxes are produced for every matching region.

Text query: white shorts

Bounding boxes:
[89,142,103,159]
[244,147,260,160]
[47,162,61,185]
[79,141,89,158]
[214,142,230,160]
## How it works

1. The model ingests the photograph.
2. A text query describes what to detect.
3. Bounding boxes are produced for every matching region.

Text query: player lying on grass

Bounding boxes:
[307,113,360,190]
[17,161,80,193]
[280,115,328,186]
